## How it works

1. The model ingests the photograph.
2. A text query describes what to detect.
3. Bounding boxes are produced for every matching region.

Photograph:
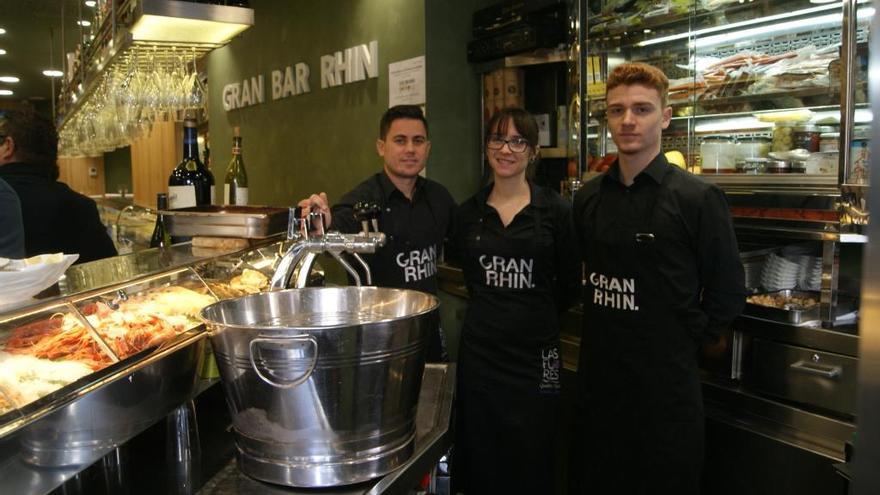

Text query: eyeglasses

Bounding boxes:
[487,135,530,153]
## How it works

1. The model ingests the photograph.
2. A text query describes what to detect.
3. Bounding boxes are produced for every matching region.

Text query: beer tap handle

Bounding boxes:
[354,201,381,233]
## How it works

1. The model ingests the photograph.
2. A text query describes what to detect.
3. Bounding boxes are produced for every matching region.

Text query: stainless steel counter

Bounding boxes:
[197,363,456,495]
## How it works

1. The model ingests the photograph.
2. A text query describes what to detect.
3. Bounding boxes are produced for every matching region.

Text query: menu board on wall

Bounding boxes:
[389,56,426,107]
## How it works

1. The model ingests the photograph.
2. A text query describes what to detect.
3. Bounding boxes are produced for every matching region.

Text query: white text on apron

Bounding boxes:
[479,255,534,289]
[397,246,438,282]
[589,272,639,311]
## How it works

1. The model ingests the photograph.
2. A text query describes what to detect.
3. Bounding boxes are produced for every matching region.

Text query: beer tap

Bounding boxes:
[270,206,386,290]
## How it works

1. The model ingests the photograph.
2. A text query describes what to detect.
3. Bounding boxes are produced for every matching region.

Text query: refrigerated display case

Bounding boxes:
[0,240,282,494]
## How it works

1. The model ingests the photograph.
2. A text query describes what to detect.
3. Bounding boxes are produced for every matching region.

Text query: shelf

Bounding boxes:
[700,173,840,188]
[541,147,570,159]
[472,48,568,74]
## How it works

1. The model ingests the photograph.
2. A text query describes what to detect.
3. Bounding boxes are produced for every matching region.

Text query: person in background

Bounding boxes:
[570,62,745,494]
[301,105,456,362]
[452,108,580,494]
[0,176,25,258]
[0,110,116,264]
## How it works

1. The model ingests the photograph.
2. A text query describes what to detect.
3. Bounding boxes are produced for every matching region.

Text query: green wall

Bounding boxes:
[207,0,426,207]
[425,0,497,203]
[104,146,132,195]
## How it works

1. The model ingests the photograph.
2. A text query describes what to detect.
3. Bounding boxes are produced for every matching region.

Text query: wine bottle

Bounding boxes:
[149,193,171,248]
[224,126,249,205]
[168,118,212,208]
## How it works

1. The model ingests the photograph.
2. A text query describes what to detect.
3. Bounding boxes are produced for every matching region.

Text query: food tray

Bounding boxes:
[744,289,820,324]
[162,206,289,239]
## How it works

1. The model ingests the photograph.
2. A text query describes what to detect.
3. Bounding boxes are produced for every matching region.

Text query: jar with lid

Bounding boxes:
[735,136,771,162]
[792,125,821,152]
[819,132,839,152]
[772,123,795,152]
[700,135,737,173]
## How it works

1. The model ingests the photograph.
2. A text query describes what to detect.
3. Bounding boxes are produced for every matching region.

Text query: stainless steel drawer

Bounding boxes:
[746,338,857,416]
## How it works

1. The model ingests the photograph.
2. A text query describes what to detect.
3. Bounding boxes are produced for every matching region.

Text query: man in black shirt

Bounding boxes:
[302,105,456,361]
[0,176,25,258]
[571,63,745,493]
[0,110,116,264]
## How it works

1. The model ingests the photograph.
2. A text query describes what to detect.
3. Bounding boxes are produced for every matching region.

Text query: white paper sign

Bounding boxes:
[388,56,426,107]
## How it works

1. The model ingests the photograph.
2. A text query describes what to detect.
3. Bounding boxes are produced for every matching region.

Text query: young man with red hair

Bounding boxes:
[571,62,745,493]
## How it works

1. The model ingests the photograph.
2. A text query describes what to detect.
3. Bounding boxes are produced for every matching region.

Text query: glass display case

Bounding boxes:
[0,239,283,494]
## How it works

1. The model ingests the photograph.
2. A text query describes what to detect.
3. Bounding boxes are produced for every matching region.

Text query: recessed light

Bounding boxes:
[77,20,91,27]
[85,0,97,6]
[0,76,19,83]
[0,90,13,96]
[0,28,6,35]
[42,70,64,77]
[0,49,6,55]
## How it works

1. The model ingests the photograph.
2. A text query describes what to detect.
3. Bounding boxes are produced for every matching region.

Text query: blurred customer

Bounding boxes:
[0,110,116,263]
[0,176,25,258]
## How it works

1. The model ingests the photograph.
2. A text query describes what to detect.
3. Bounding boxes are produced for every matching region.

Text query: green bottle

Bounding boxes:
[223,126,249,205]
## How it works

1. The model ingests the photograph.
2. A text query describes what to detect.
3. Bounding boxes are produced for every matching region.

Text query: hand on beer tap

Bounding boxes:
[297,192,331,233]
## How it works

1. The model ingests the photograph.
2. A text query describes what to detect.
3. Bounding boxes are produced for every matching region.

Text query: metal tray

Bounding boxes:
[744,289,820,324]
[162,206,289,239]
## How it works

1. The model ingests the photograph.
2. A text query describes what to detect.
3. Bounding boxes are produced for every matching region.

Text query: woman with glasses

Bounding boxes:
[452,107,580,493]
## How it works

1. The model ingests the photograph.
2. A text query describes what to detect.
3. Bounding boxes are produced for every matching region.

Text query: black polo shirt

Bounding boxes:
[0,162,117,264]
[573,154,745,337]
[331,171,456,295]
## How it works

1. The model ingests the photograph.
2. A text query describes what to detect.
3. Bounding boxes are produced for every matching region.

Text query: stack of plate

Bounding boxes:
[760,253,800,291]
[795,256,823,291]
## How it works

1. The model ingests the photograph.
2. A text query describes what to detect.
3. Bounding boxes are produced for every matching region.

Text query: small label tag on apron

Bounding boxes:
[539,346,561,393]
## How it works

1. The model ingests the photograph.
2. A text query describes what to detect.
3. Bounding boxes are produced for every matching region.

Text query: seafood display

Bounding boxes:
[0,285,216,414]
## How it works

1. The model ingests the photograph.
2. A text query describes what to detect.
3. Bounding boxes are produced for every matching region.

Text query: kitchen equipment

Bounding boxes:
[700,135,737,173]
[162,206,289,239]
[744,289,820,324]
[200,286,440,487]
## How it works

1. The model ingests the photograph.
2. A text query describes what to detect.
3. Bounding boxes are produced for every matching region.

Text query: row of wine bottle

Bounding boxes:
[167,119,249,209]
[151,120,248,248]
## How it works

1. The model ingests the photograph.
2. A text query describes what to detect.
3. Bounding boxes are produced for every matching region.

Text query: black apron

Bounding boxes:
[454,204,562,494]
[364,176,445,361]
[574,173,703,495]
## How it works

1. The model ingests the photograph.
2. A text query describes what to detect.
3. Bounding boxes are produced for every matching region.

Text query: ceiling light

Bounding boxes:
[77,20,91,27]
[0,90,13,96]
[85,0,97,6]
[0,76,19,83]
[130,2,253,45]
[0,49,6,55]
[0,28,5,35]
[42,70,64,77]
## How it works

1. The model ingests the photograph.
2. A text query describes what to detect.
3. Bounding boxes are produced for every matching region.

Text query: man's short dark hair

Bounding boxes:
[379,105,428,139]
[0,109,59,166]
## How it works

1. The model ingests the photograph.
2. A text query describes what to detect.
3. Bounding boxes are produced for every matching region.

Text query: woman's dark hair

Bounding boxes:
[485,107,539,150]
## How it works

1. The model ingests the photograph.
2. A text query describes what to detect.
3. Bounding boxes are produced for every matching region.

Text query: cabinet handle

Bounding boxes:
[789,360,842,379]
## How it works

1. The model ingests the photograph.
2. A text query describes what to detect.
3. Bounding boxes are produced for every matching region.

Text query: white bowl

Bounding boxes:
[0,254,79,304]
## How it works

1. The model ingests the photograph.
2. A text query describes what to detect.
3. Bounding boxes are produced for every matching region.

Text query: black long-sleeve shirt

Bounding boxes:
[330,171,456,295]
[574,154,745,338]
[0,177,25,258]
[0,162,117,264]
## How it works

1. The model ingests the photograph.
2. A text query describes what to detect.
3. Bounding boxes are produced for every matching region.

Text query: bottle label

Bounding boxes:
[232,146,241,155]
[168,185,197,209]
[224,184,249,205]
[210,186,216,205]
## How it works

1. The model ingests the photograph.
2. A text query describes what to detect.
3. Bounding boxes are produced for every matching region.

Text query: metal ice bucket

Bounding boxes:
[199,287,439,487]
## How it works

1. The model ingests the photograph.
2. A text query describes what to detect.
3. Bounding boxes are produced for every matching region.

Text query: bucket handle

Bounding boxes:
[249,335,319,389]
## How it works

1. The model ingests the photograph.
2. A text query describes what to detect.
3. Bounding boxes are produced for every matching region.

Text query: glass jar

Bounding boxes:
[700,135,737,173]
[772,123,795,152]
[735,136,771,162]
[792,125,821,152]
[819,132,840,152]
